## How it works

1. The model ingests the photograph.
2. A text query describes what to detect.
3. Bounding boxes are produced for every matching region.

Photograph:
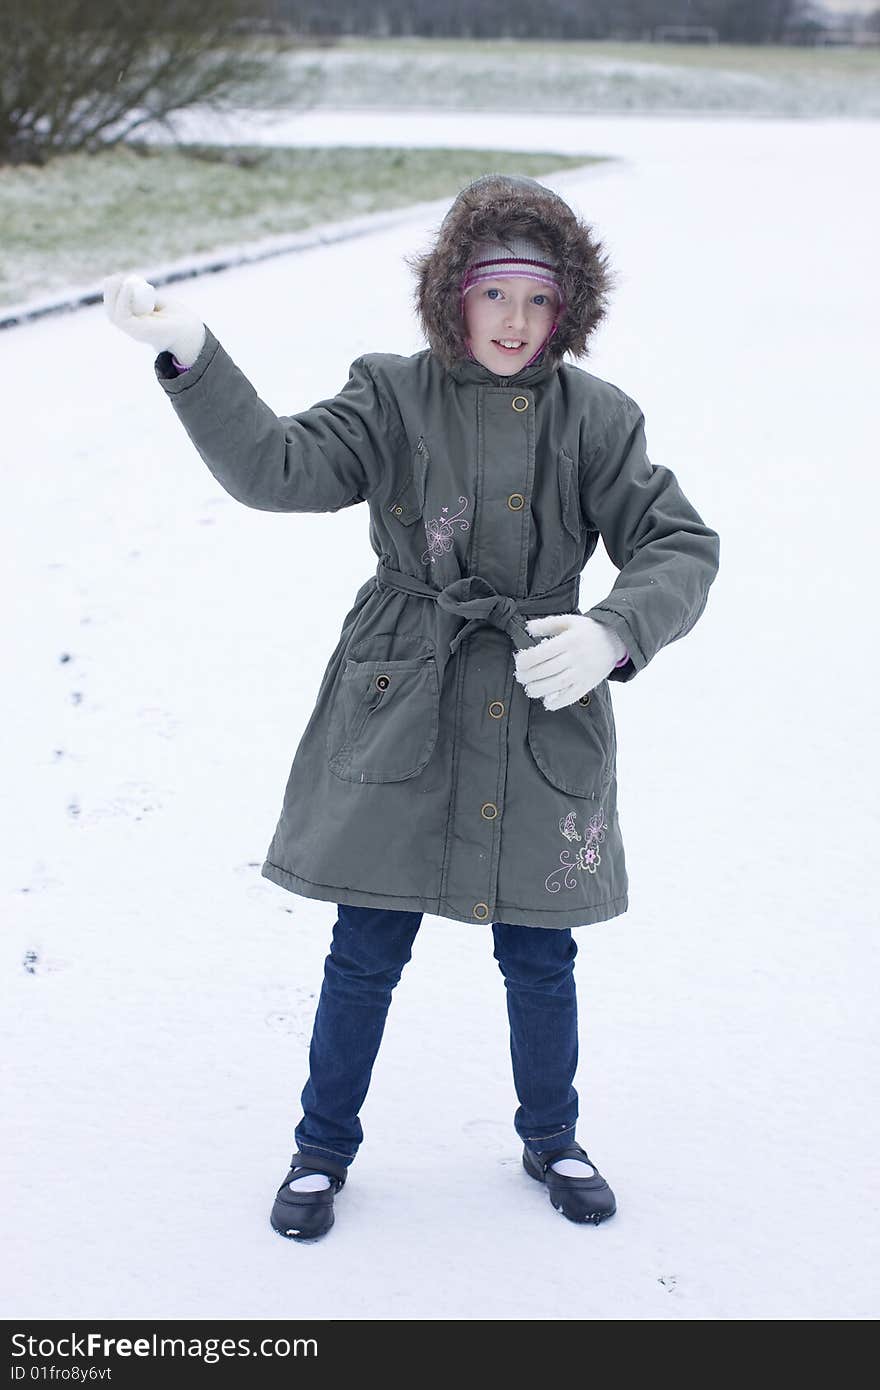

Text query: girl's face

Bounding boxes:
[462,277,559,374]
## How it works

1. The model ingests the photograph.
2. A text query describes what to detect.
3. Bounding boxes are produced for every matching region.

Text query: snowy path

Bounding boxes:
[3,114,878,1320]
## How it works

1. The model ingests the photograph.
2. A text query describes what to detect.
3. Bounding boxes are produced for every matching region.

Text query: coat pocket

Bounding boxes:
[557,447,582,545]
[387,436,428,527]
[327,633,439,784]
[526,678,616,798]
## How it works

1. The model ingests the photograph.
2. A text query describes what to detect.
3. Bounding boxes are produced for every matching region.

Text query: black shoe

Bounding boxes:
[522,1141,617,1225]
[270,1151,349,1241]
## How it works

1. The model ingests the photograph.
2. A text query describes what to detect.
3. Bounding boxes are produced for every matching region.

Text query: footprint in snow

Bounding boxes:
[67,781,165,825]
[264,983,317,1042]
[22,950,69,977]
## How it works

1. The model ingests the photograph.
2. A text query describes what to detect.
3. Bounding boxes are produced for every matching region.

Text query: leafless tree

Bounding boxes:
[0,0,288,165]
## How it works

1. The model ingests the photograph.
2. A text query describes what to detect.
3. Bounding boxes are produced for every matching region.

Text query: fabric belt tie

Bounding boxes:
[375,560,580,656]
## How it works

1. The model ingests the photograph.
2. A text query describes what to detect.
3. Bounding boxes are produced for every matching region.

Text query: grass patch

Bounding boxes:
[0,143,605,309]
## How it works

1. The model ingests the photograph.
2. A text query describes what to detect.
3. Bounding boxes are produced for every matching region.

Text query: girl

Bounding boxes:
[103,172,720,1241]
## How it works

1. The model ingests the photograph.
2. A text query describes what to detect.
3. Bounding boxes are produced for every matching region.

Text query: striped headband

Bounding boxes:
[461,237,562,300]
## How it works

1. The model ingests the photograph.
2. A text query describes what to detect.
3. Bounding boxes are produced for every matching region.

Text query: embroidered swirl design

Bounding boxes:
[421,497,470,565]
[545,807,608,892]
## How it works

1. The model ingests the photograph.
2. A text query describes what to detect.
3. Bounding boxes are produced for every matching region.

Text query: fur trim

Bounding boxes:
[405,173,616,370]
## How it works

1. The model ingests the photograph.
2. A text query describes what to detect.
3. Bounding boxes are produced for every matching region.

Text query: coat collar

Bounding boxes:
[443,348,560,389]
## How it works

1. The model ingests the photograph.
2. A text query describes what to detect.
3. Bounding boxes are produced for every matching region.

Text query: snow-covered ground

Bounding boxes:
[233,40,880,119]
[3,113,879,1320]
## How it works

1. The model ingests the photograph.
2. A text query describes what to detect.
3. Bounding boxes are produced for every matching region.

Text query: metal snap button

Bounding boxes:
[577,692,591,705]
[392,505,403,516]
[507,493,524,510]
[488,701,505,718]
[473,902,490,920]
[481,802,498,819]
[512,395,529,412]
[375,674,390,691]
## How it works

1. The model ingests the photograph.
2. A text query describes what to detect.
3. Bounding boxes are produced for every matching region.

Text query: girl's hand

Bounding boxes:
[514,614,627,710]
[102,272,207,366]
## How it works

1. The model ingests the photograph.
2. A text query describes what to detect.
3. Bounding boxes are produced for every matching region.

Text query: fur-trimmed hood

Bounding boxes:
[406,173,616,372]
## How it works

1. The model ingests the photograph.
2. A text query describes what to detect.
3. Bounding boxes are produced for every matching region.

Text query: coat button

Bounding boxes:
[577,692,591,705]
[375,674,391,691]
[511,395,529,412]
[488,700,504,718]
[481,802,498,819]
[473,902,490,920]
[507,493,524,510]
[392,505,403,516]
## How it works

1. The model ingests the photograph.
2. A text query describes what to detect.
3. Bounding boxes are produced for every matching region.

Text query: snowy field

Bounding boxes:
[3,113,879,1321]
[236,38,880,119]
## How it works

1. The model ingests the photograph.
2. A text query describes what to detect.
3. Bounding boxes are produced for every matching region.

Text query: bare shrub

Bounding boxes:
[0,0,293,166]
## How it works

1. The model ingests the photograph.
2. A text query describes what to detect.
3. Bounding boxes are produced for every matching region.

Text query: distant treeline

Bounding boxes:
[244,1,844,45]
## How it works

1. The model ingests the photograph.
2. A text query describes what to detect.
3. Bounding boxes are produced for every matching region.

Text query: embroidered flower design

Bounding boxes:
[421,497,470,565]
[545,806,608,892]
[577,841,601,872]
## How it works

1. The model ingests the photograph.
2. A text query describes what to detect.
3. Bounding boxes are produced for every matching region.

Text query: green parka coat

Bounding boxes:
[154,175,720,930]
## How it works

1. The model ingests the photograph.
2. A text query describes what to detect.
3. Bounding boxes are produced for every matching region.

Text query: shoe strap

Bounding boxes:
[539,1142,592,1171]
[288,1150,349,1184]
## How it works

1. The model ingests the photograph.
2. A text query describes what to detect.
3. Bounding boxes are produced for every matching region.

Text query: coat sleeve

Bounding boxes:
[153,327,403,513]
[579,391,720,683]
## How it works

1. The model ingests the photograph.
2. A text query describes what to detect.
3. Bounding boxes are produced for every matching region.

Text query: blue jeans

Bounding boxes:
[293,903,579,1169]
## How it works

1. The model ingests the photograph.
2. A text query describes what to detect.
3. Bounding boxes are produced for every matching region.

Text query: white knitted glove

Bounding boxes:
[514,614,628,711]
[102,272,206,366]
